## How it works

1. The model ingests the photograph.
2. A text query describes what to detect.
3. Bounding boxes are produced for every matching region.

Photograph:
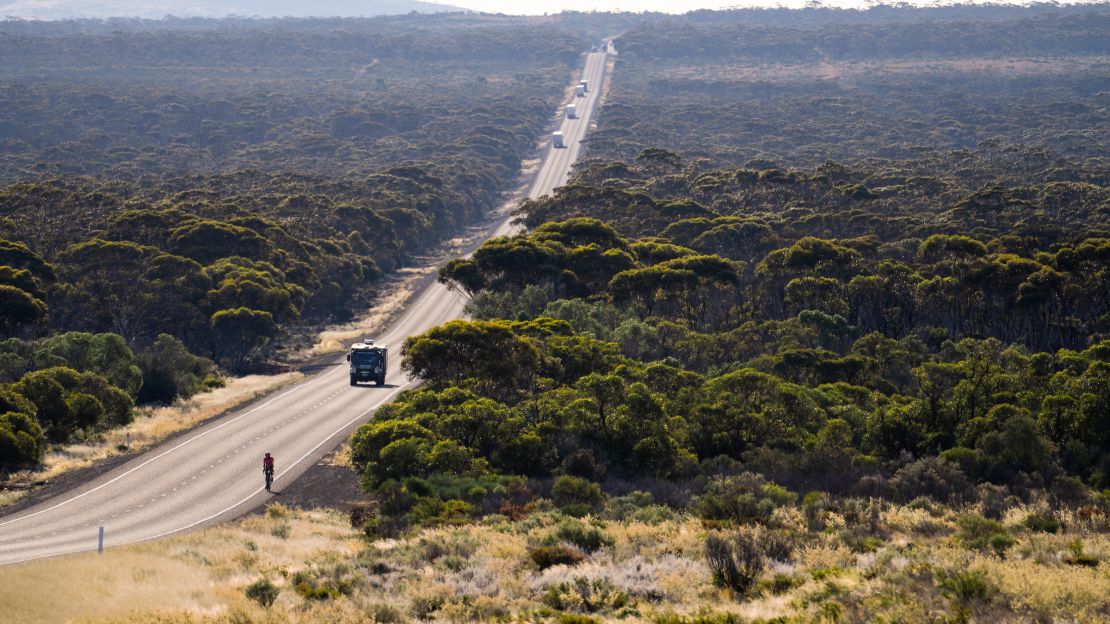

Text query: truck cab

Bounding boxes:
[347,340,387,386]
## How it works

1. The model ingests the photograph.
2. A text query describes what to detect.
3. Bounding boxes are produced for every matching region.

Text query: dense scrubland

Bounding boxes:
[0,18,576,472]
[339,6,1110,623]
[3,5,1110,624]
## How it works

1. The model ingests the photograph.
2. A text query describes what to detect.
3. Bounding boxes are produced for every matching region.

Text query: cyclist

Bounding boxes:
[263,452,275,491]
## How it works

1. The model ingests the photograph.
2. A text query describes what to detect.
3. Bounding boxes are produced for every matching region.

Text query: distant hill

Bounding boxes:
[0,0,465,20]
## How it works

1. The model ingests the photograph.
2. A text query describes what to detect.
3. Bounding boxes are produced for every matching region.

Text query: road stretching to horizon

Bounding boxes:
[0,48,610,566]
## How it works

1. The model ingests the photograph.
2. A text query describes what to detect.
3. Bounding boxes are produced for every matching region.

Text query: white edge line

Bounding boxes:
[0,381,416,565]
[0,363,341,528]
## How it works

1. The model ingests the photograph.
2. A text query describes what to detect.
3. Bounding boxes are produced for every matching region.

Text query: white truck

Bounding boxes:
[566,103,577,119]
[579,79,589,93]
[552,131,565,148]
[575,84,586,97]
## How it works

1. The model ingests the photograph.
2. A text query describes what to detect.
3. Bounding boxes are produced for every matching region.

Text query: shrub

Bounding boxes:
[704,530,764,595]
[420,530,478,564]
[266,503,290,519]
[244,578,279,608]
[630,505,677,525]
[270,524,291,539]
[652,613,744,624]
[290,568,353,601]
[956,514,1014,556]
[802,491,831,531]
[604,490,655,521]
[695,473,795,526]
[0,410,45,469]
[542,577,629,613]
[557,615,601,624]
[977,483,1016,520]
[760,573,803,595]
[136,334,219,404]
[888,457,973,504]
[936,568,995,603]
[1022,512,1060,534]
[762,529,797,562]
[1050,475,1089,506]
[409,592,446,620]
[1063,539,1099,567]
[553,475,605,513]
[561,449,607,482]
[349,502,374,528]
[530,544,586,570]
[366,603,406,624]
[553,518,613,553]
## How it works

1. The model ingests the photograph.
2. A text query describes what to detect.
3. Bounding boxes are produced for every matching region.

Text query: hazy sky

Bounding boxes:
[448,0,1026,14]
[453,0,732,12]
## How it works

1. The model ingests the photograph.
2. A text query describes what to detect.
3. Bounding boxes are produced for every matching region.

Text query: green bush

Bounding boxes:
[290,569,353,601]
[552,475,605,513]
[936,568,995,603]
[1022,512,1060,534]
[760,573,803,595]
[0,410,45,469]
[530,544,586,570]
[244,578,279,608]
[542,577,629,613]
[695,473,795,525]
[604,490,655,521]
[956,514,1014,556]
[553,518,613,553]
[1064,539,1099,567]
[136,334,219,405]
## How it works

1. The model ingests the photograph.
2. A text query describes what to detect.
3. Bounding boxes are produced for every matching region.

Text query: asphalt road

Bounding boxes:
[0,49,610,566]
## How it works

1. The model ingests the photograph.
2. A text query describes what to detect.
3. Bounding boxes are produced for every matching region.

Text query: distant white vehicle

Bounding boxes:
[552,131,565,148]
[566,103,577,119]
[579,79,589,92]
[575,84,586,97]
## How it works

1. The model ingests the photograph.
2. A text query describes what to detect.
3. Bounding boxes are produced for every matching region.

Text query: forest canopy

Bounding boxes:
[0,17,580,470]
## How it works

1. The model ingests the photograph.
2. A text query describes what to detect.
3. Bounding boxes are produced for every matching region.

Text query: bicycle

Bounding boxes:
[264,466,274,492]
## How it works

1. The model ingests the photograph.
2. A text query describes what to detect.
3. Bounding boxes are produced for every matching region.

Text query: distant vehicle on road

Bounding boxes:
[347,340,387,386]
[579,79,588,92]
[575,84,586,97]
[566,103,577,119]
[552,131,565,148]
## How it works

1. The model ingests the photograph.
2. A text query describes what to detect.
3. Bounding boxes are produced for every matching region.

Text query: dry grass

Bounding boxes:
[299,271,426,359]
[1,373,302,507]
[5,499,1109,624]
[0,506,359,624]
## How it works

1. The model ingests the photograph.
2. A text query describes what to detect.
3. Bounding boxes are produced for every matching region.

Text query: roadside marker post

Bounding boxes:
[98,526,104,554]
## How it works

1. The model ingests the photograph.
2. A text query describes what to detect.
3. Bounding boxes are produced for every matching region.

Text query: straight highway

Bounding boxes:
[0,49,610,565]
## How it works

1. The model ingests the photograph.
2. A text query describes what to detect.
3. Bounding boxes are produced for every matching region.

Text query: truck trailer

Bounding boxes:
[579,79,589,92]
[575,84,586,97]
[552,131,565,148]
[347,340,387,386]
[566,103,577,119]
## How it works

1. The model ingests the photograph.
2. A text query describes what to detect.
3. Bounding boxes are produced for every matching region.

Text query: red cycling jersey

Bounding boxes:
[263,456,274,470]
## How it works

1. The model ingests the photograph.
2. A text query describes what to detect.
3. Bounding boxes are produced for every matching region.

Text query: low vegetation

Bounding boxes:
[4,496,1107,623]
